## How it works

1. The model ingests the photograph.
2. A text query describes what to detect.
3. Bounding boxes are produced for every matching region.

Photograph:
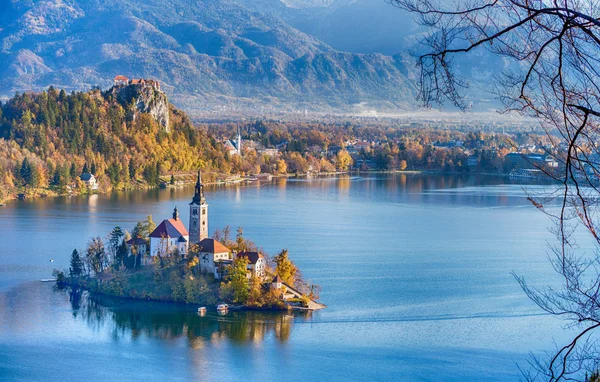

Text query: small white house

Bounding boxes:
[149,207,189,260]
[237,251,266,279]
[80,173,98,190]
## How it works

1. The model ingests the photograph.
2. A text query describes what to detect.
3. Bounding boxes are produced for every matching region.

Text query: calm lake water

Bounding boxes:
[0,173,578,380]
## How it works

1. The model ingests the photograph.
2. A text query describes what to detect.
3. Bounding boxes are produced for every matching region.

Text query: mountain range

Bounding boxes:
[0,0,500,116]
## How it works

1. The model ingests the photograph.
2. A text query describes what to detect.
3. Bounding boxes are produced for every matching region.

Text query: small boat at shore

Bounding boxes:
[216,303,229,313]
[41,278,57,282]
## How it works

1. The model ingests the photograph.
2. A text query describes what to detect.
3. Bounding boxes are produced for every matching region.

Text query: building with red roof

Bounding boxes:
[113,75,129,87]
[197,238,231,279]
[149,207,189,259]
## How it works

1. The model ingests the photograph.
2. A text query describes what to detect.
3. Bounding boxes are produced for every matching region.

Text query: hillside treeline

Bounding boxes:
[0,87,230,200]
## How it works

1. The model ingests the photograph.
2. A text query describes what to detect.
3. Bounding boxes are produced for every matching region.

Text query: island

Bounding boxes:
[54,171,324,311]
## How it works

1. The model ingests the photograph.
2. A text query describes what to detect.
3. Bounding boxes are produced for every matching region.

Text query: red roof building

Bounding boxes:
[149,207,189,258]
[197,238,230,254]
[113,75,129,86]
[149,218,189,238]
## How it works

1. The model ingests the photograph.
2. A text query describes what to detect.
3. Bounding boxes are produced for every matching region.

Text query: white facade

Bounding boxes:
[247,258,266,279]
[199,250,231,278]
[149,236,189,258]
[189,171,208,244]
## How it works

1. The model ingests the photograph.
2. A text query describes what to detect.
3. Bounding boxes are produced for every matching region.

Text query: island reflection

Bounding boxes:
[65,288,305,346]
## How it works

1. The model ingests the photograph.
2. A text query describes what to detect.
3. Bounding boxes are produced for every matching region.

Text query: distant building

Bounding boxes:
[149,207,189,258]
[271,275,283,290]
[113,75,129,87]
[126,77,161,91]
[505,152,558,170]
[125,236,148,265]
[79,173,98,190]
[237,251,266,279]
[224,128,242,156]
[197,238,231,279]
[224,139,238,156]
[258,148,280,157]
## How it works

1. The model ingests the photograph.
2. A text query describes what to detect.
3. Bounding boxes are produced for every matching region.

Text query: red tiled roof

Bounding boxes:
[237,251,263,265]
[114,75,129,81]
[149,218,189,238]
[197,238,229,254]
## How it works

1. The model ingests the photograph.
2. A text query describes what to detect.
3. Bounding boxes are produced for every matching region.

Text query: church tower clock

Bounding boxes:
[189,171,208,244]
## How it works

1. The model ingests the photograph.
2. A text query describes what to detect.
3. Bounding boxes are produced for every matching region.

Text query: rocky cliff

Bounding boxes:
[114,84,170,132]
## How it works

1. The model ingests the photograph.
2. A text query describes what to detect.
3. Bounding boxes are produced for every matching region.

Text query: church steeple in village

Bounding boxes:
[189,171,208,244]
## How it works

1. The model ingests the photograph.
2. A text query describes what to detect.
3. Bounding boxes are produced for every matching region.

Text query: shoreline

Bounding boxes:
[1,169,553,205]
[58,275,325,312]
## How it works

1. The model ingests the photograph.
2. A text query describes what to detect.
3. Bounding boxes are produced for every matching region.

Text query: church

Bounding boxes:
[148,171,266,280]
[149,171,208,259]
[148,172,236,279]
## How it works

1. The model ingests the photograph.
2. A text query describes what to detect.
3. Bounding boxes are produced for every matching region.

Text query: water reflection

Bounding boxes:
[62,288,303,346]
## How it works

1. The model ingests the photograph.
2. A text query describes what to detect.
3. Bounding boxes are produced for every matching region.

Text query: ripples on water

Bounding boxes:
[0,173,581,380]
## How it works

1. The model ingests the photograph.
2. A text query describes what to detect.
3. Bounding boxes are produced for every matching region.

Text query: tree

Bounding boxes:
[115,240,129,269]
[19,158,31,185]
[170,174,175,185]
[394,1,600,379]
[108,226,125,266]
[247,273,264,307]
[69,249,84,278]
[399,160,408,171]
[335,149,353,171]
[220,256,250,304]
[274,249,298,286]
[69,162,77,179]
[276,158,287,174]
[85,237,107,274]
[132,215,156,239]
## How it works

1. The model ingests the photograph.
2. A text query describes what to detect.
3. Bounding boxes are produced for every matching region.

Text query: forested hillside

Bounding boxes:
[0,86,229,201]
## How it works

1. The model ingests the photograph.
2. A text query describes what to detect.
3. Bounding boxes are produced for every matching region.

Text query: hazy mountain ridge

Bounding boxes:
[239,0,506,110]
[0,0,418,114]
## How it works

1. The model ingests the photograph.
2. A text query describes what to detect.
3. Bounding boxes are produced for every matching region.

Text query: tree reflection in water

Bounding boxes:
[63,287,305,346]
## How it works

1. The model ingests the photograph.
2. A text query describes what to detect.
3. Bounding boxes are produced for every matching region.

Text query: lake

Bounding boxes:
[0,173,576,380]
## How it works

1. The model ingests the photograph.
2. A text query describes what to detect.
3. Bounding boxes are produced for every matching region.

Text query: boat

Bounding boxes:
[197,307,207,316]
[40,278,57,282]
[216,303,229,313]
[0,203,5,207]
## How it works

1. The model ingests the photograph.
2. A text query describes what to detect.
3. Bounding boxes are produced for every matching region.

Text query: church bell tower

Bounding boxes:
[189,171,208,244]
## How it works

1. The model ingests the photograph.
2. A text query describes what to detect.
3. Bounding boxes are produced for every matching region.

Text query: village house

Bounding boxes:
[197,238,231,279]
[237,251,266,279]
[79,173,98,190]
[125,236,148,265]
[149,207,189,259]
